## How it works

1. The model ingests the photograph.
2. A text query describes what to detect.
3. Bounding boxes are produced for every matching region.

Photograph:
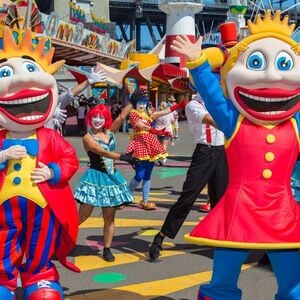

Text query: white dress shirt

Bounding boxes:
[154,113,174,134]
[185,98,224,146]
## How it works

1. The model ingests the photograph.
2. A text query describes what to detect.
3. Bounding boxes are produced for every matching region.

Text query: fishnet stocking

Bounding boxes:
[102,207,117,248]
[78,203,94,225]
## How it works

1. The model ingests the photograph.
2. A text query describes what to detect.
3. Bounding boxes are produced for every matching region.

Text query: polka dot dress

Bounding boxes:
[127,110,167,162]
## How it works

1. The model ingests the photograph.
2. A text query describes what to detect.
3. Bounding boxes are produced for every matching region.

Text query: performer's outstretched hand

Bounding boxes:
[149,127,169,136]
[53,102,67,125]
[31,162,54,183]
[171,35,203,62]
[119,152,140,169]
[87,68,107,85]
[170,99,188,112]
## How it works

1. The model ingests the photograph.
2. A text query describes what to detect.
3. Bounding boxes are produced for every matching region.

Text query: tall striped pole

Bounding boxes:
[158,0,203,68]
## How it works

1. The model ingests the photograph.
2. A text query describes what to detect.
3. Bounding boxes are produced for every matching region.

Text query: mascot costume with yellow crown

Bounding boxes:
[0,27,79,300]
[171,10,300,300]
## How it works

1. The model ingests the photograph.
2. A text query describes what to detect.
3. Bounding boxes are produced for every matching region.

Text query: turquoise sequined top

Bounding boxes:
[88,131,116,175]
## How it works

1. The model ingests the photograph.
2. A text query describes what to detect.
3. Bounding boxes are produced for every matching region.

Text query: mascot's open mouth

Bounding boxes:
[0,89,52,124]
[234,87,300,120]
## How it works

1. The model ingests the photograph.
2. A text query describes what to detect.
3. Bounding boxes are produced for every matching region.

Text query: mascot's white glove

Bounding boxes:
[0,145,27,162]
[53,102,67,125]
[87,68,107,85]
[31,162,54,183]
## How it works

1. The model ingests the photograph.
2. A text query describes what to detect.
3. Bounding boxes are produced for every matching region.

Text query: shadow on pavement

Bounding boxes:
[70,229,203,261]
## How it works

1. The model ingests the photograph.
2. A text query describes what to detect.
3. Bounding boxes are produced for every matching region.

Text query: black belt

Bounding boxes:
[90,164,108,173]
[197,143,224,149]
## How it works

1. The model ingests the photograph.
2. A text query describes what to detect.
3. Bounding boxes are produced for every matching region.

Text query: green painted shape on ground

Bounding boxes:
[153,167,187,179]
[93,272,126,284]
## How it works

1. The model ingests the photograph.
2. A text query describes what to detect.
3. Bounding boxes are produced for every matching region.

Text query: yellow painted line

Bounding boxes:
[69,264,254,299]
[116,271,211,296]
[80,218,198,228]
[162,241,175,248]
[148,192,170,196]
[133,196,176,203]
[138,229,159,236]
[75,250,185,272]
[133,195,207,203]
[112,264,254,296]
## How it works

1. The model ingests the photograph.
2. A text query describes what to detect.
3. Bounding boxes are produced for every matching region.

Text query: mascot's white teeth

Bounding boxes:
[0,93,49,105]
[239,91,297,102]
[261,110,285,115]
[20,115,44,121]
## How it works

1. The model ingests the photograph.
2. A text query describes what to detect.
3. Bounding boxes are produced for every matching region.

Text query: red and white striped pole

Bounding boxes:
[159,0,203,68]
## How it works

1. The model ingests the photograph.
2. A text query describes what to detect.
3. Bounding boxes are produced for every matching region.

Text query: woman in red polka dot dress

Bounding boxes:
[127,90,186,210]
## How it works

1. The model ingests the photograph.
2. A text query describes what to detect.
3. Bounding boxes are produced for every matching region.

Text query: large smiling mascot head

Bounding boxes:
[206,10,300,125]
[0,27,64,133]
[172,10,300,300]
[0,27,80,300]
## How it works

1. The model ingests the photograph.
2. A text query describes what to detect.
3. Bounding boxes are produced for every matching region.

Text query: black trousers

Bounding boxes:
[161,143,228,239]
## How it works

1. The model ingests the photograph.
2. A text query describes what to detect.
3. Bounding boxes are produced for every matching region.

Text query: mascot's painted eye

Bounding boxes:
[275,51,293,71]
[0,65,13,78]
[22,61,39,73]
[246,51,266,71]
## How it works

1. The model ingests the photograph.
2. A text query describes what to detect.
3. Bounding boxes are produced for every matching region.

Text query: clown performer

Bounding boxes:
[171,10,300,300]
[45,67,108,133]
[0,27,79,300]
[74,103,139,262]
[127,90,186,210]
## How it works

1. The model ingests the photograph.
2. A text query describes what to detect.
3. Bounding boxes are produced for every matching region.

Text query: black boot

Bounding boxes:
[149,233,164,261]
[103,247,115,262]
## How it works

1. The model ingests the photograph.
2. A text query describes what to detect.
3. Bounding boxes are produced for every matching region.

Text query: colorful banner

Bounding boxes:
[90,11,107,35]
[42,13,130,58]
[0,0,133,59]
[69,1,86,25]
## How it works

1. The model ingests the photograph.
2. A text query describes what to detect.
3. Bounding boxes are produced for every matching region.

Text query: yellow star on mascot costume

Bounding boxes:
[0,27,79,300]
[172,10,300,300]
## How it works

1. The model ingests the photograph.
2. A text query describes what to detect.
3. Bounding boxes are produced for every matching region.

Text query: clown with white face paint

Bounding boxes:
[91,114,105,129]
[171,10,300,300]
[0,27,80,300]
[126,90,187,210]
[74,104,139,262]
[136,100,148,112]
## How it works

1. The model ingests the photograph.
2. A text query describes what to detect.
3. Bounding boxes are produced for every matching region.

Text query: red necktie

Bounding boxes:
[205,124,212,144]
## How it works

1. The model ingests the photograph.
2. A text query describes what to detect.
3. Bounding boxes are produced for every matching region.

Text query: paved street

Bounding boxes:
[18,121,277,300]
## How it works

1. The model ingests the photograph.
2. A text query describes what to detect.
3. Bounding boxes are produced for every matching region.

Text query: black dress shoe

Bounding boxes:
[149,233,164,261]
[103,248,115,262]
[149,242,162,261]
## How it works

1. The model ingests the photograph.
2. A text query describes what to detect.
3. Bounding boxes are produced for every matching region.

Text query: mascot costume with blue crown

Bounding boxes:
[171,10,300,300]
[0,27,79,300]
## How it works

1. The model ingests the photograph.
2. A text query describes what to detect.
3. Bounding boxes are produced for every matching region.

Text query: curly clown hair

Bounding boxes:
[86,104,112,129]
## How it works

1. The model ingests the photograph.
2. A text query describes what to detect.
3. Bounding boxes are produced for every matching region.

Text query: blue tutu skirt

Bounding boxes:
[74,168,133,207]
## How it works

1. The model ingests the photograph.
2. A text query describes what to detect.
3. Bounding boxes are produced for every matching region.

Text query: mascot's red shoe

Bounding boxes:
[24,280,64,300]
